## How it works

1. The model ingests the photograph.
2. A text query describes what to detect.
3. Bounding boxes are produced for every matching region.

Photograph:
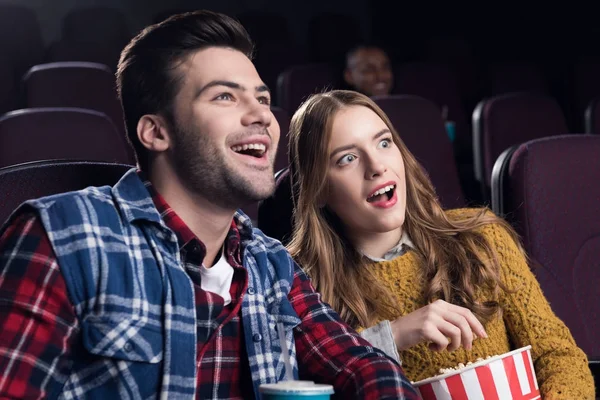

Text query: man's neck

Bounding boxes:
[149,165,235,268]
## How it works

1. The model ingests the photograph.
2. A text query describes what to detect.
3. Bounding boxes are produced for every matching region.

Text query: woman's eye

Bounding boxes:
[378,138,392,149]
[338,154,356,166]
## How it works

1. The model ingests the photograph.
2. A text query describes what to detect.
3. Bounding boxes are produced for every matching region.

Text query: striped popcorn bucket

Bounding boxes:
[413,346,540,400]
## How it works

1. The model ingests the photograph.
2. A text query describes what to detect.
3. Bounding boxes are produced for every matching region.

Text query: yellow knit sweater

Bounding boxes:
[363,209,595,399]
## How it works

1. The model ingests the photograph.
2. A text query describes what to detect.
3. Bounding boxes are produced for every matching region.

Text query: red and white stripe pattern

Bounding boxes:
[415,347,540,400]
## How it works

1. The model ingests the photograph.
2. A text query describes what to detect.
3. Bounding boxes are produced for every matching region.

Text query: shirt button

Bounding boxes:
[124,342,133,352]
[252,333,262,342]
[247,287,255,295]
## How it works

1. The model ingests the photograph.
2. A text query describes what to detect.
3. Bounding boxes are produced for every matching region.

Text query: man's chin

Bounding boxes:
[235,175,275,203]
[245,184,276,203]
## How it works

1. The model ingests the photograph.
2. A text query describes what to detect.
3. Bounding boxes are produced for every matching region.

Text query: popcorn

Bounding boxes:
[437,355,493,375]
[412,346,539,400]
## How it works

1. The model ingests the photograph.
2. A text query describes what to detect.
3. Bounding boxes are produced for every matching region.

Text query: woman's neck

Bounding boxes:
[351,227,403,259]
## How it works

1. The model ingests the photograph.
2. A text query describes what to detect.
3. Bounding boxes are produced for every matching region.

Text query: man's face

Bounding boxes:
[167,47,280,210]
[344,47,394,97]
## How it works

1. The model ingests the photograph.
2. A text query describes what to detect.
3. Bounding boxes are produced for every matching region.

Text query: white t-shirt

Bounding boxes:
[200,250,235,306]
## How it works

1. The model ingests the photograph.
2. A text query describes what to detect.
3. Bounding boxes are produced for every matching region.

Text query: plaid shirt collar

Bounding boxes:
[113,169,249,264]
[112,169,253,233]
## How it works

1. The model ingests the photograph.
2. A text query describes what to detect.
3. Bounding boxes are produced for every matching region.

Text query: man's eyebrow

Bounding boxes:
[194,81,271,98]
[256,84,270,95]
[195,80,244,98]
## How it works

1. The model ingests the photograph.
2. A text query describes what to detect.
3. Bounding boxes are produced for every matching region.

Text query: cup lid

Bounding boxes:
[259,381,335,395]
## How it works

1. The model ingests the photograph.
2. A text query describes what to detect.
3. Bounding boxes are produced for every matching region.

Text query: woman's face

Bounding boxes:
[324,105,407,237]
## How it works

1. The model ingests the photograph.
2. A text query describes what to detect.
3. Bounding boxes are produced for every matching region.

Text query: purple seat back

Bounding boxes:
[473,92,568,188]
[0,5,44,77]
[491,135,600,358]
[23,62,127,139]
[0,160,132,226]
[489,62,548,95]
[424,37,474,62]
[254,41,304,107]
[271,107,291,172]
[277,63,337,114]
[237,11,291,44]
[307,13,361,63]
[257,168,294,244]
[0,62,17,114]
[373,95,465,209]
[62,7,130,48]
[0,108,132,168]
[393,62,470,162]
[238,12,304,105]
[572,61,600,131]
[423,37,480,105]
[584,97,600,134]
[46,41,121,71]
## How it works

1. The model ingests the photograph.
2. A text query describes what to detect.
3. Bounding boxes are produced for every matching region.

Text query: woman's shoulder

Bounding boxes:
[444,207,519,249]
[445,208,530,283]
[445,206,503,223]
[444,207,490,220]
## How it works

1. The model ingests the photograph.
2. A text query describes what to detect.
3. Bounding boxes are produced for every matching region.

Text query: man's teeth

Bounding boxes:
[368,184,395,199]
[231,143,266,153]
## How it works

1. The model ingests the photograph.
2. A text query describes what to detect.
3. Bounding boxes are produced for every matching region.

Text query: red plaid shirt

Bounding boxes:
[0,177,418,399]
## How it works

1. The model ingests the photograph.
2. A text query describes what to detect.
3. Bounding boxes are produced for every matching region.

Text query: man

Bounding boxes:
[0,10,419,400]
[344,44,394,97]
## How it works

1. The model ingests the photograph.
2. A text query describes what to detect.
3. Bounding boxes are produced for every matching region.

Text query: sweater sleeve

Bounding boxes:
[490,223,595,400]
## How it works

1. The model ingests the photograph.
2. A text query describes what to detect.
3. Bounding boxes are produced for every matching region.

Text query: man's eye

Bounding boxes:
[258,96,271,105]
[215,93,233,101]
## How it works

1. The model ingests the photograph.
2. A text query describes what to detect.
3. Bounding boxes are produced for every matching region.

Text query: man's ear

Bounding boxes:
[137,114,171,153]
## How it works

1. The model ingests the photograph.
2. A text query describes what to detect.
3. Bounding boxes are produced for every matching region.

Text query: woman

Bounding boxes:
[286,90,594,399]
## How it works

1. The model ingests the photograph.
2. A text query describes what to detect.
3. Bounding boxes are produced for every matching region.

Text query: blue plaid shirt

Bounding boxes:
[2,169,418,399]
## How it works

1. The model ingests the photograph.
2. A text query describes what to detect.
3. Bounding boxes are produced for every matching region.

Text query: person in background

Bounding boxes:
[287,89,595,399]
[344,44,394,97]
[0,12,419,400]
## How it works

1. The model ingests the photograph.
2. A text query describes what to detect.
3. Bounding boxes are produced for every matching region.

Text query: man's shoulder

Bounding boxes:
[248,226,289,254]
[241,226,300,282]
[21,168,143,214]
[0,185,116,233]
[27,185,114,210]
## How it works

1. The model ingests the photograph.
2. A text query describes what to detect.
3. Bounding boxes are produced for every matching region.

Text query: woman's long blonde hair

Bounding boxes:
[287,90,518,329]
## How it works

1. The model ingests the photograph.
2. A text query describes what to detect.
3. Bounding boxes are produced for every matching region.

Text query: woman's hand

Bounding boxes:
[390,299,488,352]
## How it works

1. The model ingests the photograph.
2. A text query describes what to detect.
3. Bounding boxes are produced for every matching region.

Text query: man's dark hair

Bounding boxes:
[116,10,254,169]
